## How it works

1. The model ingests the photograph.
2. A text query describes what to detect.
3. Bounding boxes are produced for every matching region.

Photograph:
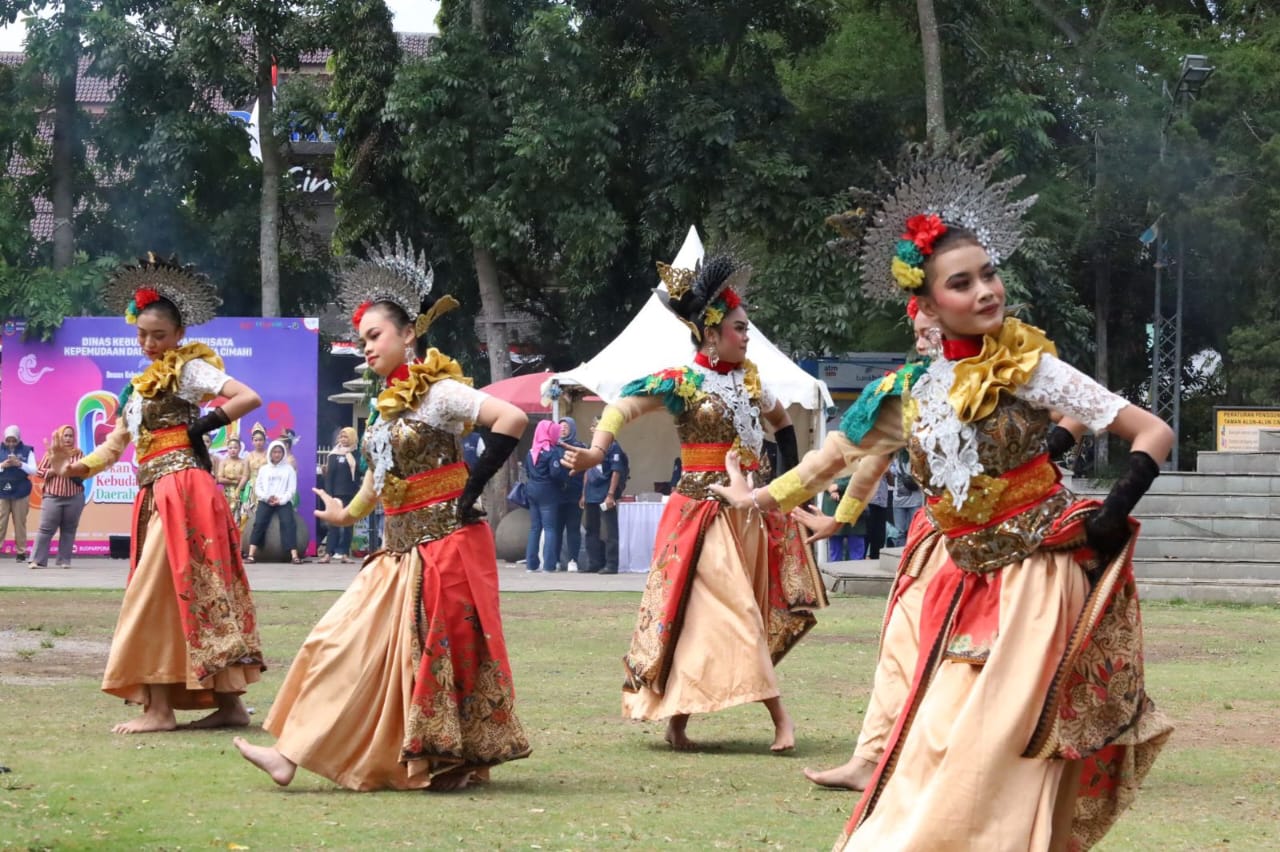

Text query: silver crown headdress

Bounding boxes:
[827,138,1037,302]
[337,234,458,338]
[103,252,222,327]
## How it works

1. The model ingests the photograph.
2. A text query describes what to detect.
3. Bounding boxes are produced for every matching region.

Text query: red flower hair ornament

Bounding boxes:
[720,288,742,311]
[351,300,372,331]
[906,295,920,320]
[903,213,947,255]
[134,287,160,310]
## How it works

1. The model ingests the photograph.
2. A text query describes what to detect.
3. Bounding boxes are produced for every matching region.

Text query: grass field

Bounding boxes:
[1,589,1278,851]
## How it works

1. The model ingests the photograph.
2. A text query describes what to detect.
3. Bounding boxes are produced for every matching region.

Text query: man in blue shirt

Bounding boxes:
[580,417,627,574]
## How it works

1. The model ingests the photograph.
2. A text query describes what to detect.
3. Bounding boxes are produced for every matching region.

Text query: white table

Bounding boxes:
[617,501,665,573]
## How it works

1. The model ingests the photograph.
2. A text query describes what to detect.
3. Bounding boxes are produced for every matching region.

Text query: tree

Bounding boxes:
[3,0,92,270]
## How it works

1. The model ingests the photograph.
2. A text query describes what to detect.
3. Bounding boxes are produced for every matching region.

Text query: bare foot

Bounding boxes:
[234,737,296,786]
[429,766,474,792]
[770,713,796,753]
[664,716,698,751]
[111,708,177,735]
[803,755,875,790]
[187,705,251,729]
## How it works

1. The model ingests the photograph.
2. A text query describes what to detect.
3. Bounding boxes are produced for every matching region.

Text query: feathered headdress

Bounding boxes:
[656,254,751,340]
[826,138,1037,302]
[336,234,459,339]
[102,252,222,327]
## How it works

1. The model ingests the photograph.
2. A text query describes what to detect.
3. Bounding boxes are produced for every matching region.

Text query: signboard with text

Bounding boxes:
[0,317,319,555]
[1214,407,1280,452]
[799,354,908,402]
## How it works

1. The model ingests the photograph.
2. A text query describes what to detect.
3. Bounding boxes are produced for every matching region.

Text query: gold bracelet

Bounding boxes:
[346,489,376,520]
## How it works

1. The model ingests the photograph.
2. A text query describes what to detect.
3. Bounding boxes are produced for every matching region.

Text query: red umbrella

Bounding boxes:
[479,371,555,413]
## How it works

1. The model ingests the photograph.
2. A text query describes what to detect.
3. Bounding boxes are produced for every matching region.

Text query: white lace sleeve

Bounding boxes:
[178,359,231,404]
[1016,354,1129,433]
[759,382,778,414]
[412,379,489,434]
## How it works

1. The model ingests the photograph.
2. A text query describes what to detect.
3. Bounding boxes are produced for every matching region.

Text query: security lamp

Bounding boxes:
[1176,54,1214,95]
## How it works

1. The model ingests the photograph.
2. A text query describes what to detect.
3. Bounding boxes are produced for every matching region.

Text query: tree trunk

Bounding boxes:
[1092,132,1109,471]
[257,46,281,317]
[50,0,82,270]
[475,245,509,383]
[916,0,947,145]
[1093,254,1111,471]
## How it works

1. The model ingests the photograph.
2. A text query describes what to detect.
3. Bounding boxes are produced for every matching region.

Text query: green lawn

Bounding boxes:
[1,590,1278,850]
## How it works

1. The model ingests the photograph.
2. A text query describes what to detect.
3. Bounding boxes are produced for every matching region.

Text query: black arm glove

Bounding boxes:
[774,425,799,473]
[1045,424,1077,463]
[187,408,230,473]
[457,432,520,525]
[1084,450,1160,565]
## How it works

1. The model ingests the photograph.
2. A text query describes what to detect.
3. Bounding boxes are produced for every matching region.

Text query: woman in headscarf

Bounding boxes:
[246,440,300,564]
[234,236,529,791]
[30,425,85,569]
[554,416,586,571]
[45,253,265,733]
[321,426,360,563]
[523,419,567,573]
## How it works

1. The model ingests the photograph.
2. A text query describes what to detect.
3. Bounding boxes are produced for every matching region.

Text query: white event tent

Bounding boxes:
[543,226,835,495]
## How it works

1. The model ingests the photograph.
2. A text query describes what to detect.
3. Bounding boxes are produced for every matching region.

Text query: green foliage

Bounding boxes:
[1227,297,1280,406]
[0,253,117,338]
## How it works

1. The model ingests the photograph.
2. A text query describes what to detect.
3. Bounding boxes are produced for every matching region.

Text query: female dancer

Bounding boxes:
[320,426,360,562]
[234,237,530,792]
[30,425,85,569]
[216,436,248,518]
[239,424,269,526]
[562,254,826,752]
[715,147,1172,849]
[46,254,265,733]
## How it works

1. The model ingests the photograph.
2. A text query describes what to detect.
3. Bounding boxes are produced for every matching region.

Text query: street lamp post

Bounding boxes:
[1151,54,1213,470]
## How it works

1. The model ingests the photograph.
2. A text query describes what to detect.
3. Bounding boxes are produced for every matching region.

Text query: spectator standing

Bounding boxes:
[320,427,359,563]
[30,425,85,568]
[581,418,628,574]
[0,425,37,560]
[216,437,249,521]
[246,440,300,564]
[819,476,866,562]
[889,451,923,547]
[865,470,890,560]
[523,419,566,572]
[555,416,586,571]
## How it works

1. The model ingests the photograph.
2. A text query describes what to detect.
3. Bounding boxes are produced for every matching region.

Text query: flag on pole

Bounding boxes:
[244,61,278,162]
[1139,220,1159,245]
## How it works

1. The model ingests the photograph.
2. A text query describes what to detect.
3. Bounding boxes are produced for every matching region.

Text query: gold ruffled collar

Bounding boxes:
[132,342,225,399]
[947,317,1056,423]
[375,348,473,420]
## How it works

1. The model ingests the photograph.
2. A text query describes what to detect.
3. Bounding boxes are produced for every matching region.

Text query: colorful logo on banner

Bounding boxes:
[0,317,320,554]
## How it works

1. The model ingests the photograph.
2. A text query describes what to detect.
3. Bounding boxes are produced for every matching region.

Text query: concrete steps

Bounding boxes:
[829,457,1280,605]
[1196,452,1280,475]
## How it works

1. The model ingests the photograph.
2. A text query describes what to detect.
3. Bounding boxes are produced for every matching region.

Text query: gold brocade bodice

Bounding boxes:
[674,392,772,501]
[909,395,1075,573]
[135,391,202,486]
[364,416,466,553]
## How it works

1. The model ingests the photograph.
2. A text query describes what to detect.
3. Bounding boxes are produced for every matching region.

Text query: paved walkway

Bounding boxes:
[0,556,653,592]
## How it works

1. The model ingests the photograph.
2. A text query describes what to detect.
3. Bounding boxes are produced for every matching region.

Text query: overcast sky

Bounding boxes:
[0,1,440,52]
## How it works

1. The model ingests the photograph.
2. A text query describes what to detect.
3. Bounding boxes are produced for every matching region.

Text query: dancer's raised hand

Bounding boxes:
[313,488,348,526]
